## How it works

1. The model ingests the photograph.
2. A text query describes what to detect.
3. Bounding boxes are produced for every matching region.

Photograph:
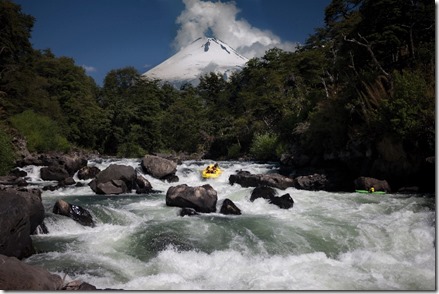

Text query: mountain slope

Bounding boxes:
[142,37,248,87]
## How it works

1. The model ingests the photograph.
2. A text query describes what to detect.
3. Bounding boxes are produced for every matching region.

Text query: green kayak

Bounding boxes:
[355,190,386,194]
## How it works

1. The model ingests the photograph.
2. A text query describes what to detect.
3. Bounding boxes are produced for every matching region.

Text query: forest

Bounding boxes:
[0,0,435,190]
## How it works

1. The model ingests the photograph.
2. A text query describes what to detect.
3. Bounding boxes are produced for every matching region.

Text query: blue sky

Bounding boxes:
[14,0,331,85]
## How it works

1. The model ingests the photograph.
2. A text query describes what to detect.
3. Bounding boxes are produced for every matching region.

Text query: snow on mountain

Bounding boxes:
[142,37,248,87]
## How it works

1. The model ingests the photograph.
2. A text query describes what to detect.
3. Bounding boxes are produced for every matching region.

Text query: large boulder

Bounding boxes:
[141,155,177,180]
[0,188,45,259]
[166,184,217,213]
[40,165,70,181]
[354,176,391,192]
[229,171,294,190]
[52,199,95,227]
[89,164,136,194]
[0,254,63,290]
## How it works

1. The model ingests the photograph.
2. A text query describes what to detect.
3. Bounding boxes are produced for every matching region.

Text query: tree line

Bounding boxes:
[0,0,435,179]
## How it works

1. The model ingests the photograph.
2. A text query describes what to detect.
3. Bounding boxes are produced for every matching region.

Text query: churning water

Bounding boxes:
[23,159,435,290]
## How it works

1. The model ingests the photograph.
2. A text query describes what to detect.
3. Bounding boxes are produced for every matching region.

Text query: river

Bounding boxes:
[22,158,435,290]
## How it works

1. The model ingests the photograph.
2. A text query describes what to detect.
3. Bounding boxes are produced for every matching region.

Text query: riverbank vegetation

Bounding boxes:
[0,0,434,190]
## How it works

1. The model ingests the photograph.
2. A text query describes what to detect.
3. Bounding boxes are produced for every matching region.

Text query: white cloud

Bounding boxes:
[174,0,298,58]
[81,65,97,73]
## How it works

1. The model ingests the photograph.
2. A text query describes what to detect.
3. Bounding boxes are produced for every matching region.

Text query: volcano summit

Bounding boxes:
[142,37,248,87]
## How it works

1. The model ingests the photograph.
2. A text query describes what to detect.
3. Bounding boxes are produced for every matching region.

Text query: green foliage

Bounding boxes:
[0,0,434,165]
[381,70,435,151]
[250,132,280,161]
[227,143,241,159]
[10,110,70,153]
[0,127,15,175]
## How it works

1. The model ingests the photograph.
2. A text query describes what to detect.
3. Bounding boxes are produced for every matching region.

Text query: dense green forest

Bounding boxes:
[0,0,435,186]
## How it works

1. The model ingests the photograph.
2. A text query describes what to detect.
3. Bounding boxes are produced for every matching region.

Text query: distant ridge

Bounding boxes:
[142,37,248,88]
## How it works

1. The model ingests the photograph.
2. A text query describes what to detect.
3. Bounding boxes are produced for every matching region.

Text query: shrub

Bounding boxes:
[10,110,70,153]
[227,143,241,159]
[250,132,279,161]
[0,128,15,175]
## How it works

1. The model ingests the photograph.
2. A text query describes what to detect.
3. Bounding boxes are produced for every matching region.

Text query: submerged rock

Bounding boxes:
[52,199,95,227]
[250,186,277,202]
[269,193,294,209]
[219,198,241,215]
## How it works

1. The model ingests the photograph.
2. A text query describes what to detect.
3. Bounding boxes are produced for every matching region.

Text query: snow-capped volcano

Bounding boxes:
[142,37,248,87]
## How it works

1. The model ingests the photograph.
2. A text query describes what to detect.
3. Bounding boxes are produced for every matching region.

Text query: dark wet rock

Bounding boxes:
[8,168,27,178]
[293,173,330,191]
[40,165,69,181]
[219,198,241,215]
[0,176,28,187]
[17,152,88,177]
[179,207,200,217]
[229,170,294,190]
[250,186,277,202]
[135,175,153,194]
[77,166,101,180]
[0,254,63,290]
[60,177,76,186]
[166,184,217,213]
[89,164,136,195]
[162,173,179,183]
[269,193,294,209]
[53,199,95,227]
[141,155,177,180]
[94,179,128,195]
[354,176,391,192]
[0,188,44,259]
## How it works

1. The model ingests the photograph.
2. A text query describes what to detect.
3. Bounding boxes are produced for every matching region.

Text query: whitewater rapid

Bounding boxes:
[23,158,435,290]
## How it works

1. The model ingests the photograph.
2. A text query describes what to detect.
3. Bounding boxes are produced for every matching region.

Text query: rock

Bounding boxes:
[8,168,27,178]
[89,164,136,194]
[59,153,88,176]
[60,177,76,186]
[17,152,88,177]
[40,165,69,181]
[135,175,153,194]
[77,166,101,180]
[0,191,34,258]
[250,186,277,202]
[354,176,391,192]
[229,170,294,190]
[141,155,177,179]
[0,254,63,290]
[166,184,217,213]
[0,176,27,187]
[219,199,241,215]
[293,173,330,191]
[269,193,294,209]
[179,207,200,217]
[95,179,128,195]
[53,199,95,227]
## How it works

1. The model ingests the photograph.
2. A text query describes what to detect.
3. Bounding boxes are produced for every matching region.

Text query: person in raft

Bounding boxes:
[369,187,375,193]
[206,163,219,174]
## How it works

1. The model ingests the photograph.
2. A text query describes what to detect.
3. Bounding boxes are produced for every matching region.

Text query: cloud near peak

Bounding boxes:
[173,0,298,58]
